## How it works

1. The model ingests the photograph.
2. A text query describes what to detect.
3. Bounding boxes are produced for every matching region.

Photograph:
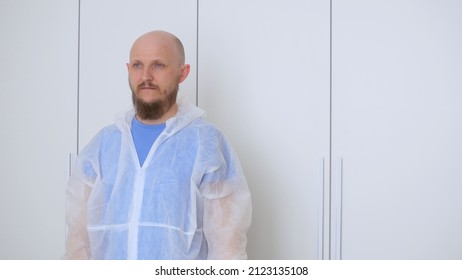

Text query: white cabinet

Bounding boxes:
[78,0,197,149]
[198,0,331,259]
[0,0,78,259]
[199,0,462,259]
[331,0,462,259]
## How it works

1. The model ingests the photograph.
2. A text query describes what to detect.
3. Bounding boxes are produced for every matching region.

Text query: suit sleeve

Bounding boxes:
[64,150,97,259]
[201,137,252,259]
[65,173,92,259]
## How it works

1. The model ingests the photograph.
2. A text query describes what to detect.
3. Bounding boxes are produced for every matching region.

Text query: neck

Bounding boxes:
[136,103,178,125]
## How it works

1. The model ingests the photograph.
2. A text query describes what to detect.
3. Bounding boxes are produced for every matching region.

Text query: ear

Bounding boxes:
[178,64,190,84]
[126,63,130,71]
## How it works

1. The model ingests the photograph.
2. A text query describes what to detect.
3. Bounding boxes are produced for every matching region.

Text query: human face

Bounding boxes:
[127,34,189,123]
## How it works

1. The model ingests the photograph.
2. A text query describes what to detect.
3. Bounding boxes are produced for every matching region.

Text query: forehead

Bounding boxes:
[129,35,178,63]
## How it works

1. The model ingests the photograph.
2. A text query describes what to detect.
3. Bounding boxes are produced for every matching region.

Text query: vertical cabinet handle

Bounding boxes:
[334,157,343,260]
[68,153,74,178]
[317,157,325,260]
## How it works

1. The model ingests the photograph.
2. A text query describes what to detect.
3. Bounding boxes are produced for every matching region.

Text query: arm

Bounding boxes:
[65,173,92,259]
[64,152,97,260]
[203,181,252,259]
[201,136,252,259]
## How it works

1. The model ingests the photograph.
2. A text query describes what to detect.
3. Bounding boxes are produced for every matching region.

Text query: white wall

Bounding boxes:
[198,0,331,259]
[331,0,462,259]
[0,0,78,259]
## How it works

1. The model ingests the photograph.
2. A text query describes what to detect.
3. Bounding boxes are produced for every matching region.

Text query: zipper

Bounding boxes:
[124,119,171,259]
[127,168,145,259]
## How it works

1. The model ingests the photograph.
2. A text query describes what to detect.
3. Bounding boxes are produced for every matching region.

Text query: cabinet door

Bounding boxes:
[79,0,197,148]
[199,0,331,259]
[0,0,78,259]
[332,0,462,259]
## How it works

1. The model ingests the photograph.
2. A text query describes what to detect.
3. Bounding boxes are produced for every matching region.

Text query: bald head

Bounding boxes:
[129,30,185,66]
[127,30,191,124]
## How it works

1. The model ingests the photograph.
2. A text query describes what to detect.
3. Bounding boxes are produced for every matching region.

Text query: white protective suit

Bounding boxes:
[65,98,252,259]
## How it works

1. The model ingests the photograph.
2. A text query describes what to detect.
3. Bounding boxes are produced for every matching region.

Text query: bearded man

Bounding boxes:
[65,30,252,260]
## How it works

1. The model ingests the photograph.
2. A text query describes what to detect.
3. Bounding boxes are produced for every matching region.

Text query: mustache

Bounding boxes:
[137,82,159,90]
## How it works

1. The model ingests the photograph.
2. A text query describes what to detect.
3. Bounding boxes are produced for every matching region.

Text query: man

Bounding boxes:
[65,30,252,260]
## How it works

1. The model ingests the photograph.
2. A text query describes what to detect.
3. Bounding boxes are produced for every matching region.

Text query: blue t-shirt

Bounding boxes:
[131,117,166,166]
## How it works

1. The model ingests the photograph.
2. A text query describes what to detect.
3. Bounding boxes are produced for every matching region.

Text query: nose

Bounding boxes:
[141,66,153,82]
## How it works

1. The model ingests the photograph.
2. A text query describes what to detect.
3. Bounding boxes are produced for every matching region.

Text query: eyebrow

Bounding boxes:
[130,59,169,65]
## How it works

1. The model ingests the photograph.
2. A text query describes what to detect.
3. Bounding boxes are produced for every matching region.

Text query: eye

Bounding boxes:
[154,63,165,69]
[132,62,142,69]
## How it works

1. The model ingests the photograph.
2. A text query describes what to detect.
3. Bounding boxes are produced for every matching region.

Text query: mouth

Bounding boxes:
[138,82,159,91]
[138,87,160,95]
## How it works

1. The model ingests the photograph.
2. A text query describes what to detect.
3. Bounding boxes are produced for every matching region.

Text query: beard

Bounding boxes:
[130,81,178,121]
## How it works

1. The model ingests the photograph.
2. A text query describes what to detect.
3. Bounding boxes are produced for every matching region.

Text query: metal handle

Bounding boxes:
[334,157,343,260]
[68,153,74,178]
[317,157,325,260]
